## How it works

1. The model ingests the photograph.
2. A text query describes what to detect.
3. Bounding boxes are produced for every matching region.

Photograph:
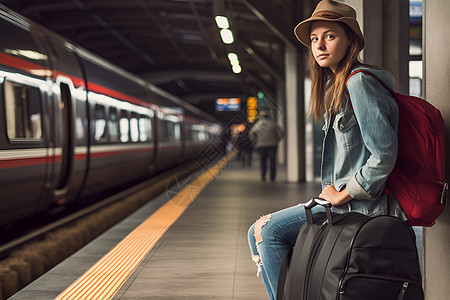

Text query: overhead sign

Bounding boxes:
[216,98,241,111]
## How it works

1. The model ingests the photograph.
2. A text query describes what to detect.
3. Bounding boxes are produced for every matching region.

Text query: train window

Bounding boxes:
[199,130,207,142]
[188,123,207,142]
[174,122,181,140]
[119,110,129,143]
[4,80,42,141]
[139,115,151,142]
[130,113,139,142]
[94,104,107,142]
[167,121,181,142]
[186,123,195,141]
[108,107,119,141]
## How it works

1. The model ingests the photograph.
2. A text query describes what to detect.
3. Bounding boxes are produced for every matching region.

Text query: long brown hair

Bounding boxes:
[308,22,363,120]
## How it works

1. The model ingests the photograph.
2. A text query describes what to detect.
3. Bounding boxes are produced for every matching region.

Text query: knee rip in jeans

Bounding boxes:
[252,214,271,277]
[254,214,271,244]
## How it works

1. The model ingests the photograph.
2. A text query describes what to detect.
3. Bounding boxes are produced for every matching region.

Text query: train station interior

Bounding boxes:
[0,0,449,299]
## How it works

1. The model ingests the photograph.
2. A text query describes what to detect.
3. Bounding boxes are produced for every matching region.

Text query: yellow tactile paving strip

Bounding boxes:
[55,153,233,300]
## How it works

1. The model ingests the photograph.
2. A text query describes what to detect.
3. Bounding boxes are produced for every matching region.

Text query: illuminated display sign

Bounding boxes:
[216,98,241,111]
[247,97,257,123]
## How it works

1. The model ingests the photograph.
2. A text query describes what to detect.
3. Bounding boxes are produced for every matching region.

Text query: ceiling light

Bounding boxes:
[215,16,229,29]
[227,53,239,65]
[232,64,241,74]
[220,29,234,44]
[227,53,241,74]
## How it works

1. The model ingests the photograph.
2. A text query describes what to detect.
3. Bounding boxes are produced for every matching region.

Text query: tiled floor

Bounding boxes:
[113,159,321,299]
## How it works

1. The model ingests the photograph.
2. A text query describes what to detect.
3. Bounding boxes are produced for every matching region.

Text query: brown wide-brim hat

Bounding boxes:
[294,0,365,50]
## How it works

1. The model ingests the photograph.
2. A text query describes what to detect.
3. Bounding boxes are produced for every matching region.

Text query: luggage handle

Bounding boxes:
[305,198,334,225]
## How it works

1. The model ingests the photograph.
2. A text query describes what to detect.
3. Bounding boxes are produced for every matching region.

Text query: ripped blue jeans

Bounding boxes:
[247,203,325,300]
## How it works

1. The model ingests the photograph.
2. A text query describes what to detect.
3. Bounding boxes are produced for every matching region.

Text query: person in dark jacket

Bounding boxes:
[249,110,284,181]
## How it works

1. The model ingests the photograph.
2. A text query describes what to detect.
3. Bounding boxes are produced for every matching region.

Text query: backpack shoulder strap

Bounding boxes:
[344,69,397,126]
[345,69,396,98]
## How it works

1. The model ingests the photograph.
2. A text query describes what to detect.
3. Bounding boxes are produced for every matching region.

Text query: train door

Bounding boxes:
[51,74,88,206]
[34,30,89,206]
[54,83,74,196]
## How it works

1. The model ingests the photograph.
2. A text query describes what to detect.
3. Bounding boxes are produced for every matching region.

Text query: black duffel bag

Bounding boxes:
[277,198,424,300]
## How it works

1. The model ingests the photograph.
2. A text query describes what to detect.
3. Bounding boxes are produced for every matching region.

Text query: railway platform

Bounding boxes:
[8,155,422,299]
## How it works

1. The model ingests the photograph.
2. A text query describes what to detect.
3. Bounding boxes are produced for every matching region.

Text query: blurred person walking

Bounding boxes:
[249,110,284,181]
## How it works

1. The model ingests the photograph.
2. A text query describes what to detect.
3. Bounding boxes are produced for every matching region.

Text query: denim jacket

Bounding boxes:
[321,66,406,220]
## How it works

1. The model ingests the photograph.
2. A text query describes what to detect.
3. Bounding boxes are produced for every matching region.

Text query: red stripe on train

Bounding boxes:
[0,156,61,169]
[0,147,155,169]
[89,147,154,158]
[0,53,85,88]
[0,52,156,107]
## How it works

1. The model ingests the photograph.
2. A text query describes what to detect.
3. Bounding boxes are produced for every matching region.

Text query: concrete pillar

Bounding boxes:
[382,0,409,94]
[286,0,316,183]
[276,78,285,165]
[343,0,409,93]
[285,44,305,182]
[423,1,450,298]
[361,0,383,66]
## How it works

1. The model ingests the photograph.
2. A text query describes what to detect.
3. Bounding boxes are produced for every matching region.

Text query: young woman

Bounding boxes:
[247,1,407,299]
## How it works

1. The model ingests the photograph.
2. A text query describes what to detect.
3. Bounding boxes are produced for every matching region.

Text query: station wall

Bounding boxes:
[423,0,450,298]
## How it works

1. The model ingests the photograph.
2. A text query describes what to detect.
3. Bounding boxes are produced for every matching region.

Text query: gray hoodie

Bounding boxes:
[249,117,284,148]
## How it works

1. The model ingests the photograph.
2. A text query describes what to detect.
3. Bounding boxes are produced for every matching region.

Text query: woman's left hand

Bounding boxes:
[319,185,353,206]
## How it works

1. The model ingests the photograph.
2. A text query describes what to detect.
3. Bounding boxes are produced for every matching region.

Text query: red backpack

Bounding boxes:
[346,70,447,227]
